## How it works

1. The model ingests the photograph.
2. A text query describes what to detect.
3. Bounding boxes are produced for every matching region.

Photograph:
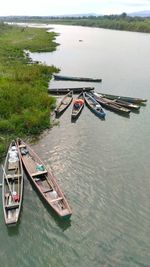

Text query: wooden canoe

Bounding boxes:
[92,92,131,115]
[53,74,102,82]
[110,98,140,110]
[97,92,147,104]
[2,140,23,226]
[17,139,72,219]
[97,94,140,110]
[84,92,106,119]
[71,92,84,120]
[55,91,73,116]
[48,87,94,94]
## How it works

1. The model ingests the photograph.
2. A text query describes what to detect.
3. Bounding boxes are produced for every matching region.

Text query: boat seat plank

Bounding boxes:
[43,188,53,194]
[32,170,47,177]
[18,144,26,148]
[8,162,18,170]
[50,197,63,203]
[7,174,22,179]
[5,203,19,210]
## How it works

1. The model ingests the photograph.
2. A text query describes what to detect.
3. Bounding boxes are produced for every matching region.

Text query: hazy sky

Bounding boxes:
[1,0,150,16]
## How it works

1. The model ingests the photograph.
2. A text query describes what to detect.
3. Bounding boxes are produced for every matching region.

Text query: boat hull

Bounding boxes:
[84,92,106,118]
[48,87,94,94]
[71,93,84,120]
[98,92,147,104]
[17,139,72,219]
[2,141,23,226]
[93,93,130,115]
[53,75,102,82]
[55,91,73,116]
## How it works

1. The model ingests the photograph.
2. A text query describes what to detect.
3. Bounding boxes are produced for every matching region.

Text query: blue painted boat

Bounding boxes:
[53,74,102,82]
[83,92,106,119]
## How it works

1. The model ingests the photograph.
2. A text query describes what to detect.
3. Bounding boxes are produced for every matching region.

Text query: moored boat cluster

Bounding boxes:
[54,89,147,120]
[52,74,147,119]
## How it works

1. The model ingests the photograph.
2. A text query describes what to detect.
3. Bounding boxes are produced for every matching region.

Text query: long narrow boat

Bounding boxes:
[55,91,73,116]
[97,94,140,110]
[48,87,94,95]
[2,140,23,226]
[17,139,72,219]
[53,74,102,82]
[84,92,106,119]
[97,92,147,104]
[71,92,84,120]
[111,98,140,110]
[92,92,131,115]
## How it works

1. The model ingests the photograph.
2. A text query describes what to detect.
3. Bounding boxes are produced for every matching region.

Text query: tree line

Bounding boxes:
[1,13,150,33]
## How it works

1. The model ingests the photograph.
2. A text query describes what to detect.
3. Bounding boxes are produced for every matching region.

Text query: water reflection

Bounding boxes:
[7,224,20,236]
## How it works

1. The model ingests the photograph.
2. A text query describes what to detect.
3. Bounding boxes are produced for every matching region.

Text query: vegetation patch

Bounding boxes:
[0,23,59,158]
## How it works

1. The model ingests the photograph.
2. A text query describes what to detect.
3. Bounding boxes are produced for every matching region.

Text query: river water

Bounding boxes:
[1,25,150,267]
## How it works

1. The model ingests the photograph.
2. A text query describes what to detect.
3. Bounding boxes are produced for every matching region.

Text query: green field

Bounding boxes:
[0,23,59,158]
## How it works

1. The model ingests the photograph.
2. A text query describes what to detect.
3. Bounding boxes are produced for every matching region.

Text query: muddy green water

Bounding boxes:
[0,25,150,267]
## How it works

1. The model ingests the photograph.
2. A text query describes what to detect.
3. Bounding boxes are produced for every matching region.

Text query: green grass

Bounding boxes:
[0,23,59,158]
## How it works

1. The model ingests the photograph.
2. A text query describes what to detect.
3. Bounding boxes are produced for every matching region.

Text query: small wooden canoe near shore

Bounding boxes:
[53,74,102,82]
[48,87,94,94]
[55,91,73,116]
[71,92,84,120]
[17,139,72,219]
[97,92,147,104]
[84,92,106,119]
[2,140,23,226]
[92,92,131,115]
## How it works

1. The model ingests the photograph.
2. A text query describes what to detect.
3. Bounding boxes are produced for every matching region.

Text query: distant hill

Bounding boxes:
[129,10,150,17]
[58,13,99,17]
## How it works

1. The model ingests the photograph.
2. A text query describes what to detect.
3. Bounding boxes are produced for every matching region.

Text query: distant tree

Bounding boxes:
[120,12,127,18]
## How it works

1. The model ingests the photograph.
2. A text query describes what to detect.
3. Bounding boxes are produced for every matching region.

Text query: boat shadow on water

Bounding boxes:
[55,109,67,119]
[71,112,83,123]
[38,191,72,232]
[71,117,78,123]
[45,203,72,232]
[87,109,106,120]
[140,102,147,107]
[105,108,131,118]
[130,108,140,114]
[6,218,21,236]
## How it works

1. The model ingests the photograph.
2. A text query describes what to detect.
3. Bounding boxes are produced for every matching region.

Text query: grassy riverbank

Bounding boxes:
[0,23,59,158]
[2,14,150,33]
